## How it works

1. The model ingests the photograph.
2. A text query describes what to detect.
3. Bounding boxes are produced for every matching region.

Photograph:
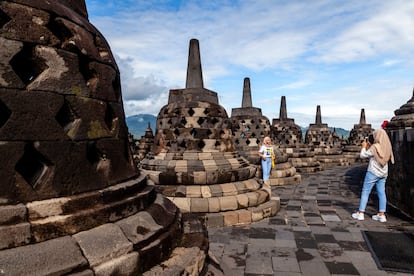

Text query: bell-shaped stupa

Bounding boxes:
[342,108,374,163]
[140,39,279,227]
[305,105,349,167]
[386,88,414,217]
[272,96,321,173]
[230,77,271,164]
[0,1,207,274]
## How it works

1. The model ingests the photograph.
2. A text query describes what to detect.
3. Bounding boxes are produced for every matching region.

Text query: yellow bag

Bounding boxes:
[271,153,275,168]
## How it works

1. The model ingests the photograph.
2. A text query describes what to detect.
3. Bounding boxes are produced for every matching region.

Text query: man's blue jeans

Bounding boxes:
[261,158,272,181]
[358,171,387,213]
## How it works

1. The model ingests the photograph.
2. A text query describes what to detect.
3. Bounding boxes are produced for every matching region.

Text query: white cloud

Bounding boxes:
[85,0,414,129]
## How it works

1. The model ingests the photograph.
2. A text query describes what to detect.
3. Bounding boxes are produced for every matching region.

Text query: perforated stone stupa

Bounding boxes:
[342,108,374,163]
[0,1,206,275]
[230,77,271,165]
[305,105,349,167]
[140,39,279,227]
[272,96,321,173]
[386,88,414,217]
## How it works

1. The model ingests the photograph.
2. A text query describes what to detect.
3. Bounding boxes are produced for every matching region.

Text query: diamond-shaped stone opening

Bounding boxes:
[211,118,219,124]
[203,108,210,115]
[246,139,250,145]
[251,133,256,138]
[0,8,11,29]
[86,142,102,164]
[179,140,186,148]
[167,119,172,125]
[214,141,220,147]
[207,129,212,136]
[198,140,205,149]
[180,117,187,125]
[197,117,205,125]
[0,99,12,128]
[15,143,52,189]
[241,132,245,138]
[235,139,240,145]
[112,74,122,102]
[104,103,116,131]
[190,128,197,138]
[48,18,75,50]
[245,126,250,131]
[10,44,47,85]
[55,99,76,132]
[256,138,260,144]
[188,107,195,116]
[174,128,180,136]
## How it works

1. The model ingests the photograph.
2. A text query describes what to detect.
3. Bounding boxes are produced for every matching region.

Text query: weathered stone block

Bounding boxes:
[73,223,133,267]
[0,223,30,249]
[219,196,238,211]
[190,198,209,212]
[93,252,139,276]
[0,236,87,275]
[115,211,163,246]
[223,211,238,226]
[0,203,26,225]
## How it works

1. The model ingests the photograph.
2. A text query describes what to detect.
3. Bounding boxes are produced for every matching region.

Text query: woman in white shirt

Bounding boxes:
[258,136,275,186]
[352,129,394,222]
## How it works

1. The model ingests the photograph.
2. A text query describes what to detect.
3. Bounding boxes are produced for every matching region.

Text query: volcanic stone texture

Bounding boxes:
[0,1,207,274]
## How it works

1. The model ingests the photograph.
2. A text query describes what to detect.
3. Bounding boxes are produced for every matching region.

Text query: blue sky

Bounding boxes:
[84,0,414,130]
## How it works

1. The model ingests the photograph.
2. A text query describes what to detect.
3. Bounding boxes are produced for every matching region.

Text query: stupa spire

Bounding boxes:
[279,96,287,119]
[315,105,322,124]
[185,38,204,88]
[359,108,366,124]
[241,77,252,107]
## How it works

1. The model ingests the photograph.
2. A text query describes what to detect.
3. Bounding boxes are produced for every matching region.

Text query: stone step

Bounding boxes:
[204,196,280,227]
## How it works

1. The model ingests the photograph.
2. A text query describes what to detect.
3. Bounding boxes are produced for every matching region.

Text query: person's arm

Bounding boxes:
[360,141,374,159]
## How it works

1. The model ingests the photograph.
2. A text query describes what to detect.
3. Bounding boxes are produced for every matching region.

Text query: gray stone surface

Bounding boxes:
[73,223,133,267]
[207,164,414,275]
[0,236,87,276]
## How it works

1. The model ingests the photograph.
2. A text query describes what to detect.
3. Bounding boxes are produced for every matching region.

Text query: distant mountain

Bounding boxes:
[126,114,157,139]
[300,126,350,139]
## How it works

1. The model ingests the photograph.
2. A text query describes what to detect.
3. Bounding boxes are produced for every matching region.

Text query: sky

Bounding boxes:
[84,0,414,130]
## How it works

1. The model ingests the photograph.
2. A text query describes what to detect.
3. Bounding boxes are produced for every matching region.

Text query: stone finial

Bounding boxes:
[185,39,204,88]
[241,77,253,108]
[359,108,366,124]
[315,105,322,125]
[279,96,287,120]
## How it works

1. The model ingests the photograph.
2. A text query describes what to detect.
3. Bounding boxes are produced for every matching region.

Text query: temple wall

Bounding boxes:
[387,128,414,218]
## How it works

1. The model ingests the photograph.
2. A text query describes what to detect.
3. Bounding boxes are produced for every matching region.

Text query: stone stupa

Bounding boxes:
[305,105,349,167]
[272,96,321,173]
[230,77,271,165]
[342,108,374,163]
[0,1,207,274]
[140,39,279,228]
[386,88,414,217]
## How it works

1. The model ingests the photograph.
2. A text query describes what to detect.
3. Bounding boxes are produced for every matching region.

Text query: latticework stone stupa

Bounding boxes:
[230,77,271,165]
[305,105,349,167]
[0,1,207,274]
[272,96,321,173]
[342,108,374,163]
[386,88,414,217]
[140,39,279,228]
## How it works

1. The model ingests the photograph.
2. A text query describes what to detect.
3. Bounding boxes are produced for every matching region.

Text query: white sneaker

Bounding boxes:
[352,212,364,220]
[372,214,387,222]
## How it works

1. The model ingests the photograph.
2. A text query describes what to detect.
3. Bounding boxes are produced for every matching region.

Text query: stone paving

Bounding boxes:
[207,164,414,275]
